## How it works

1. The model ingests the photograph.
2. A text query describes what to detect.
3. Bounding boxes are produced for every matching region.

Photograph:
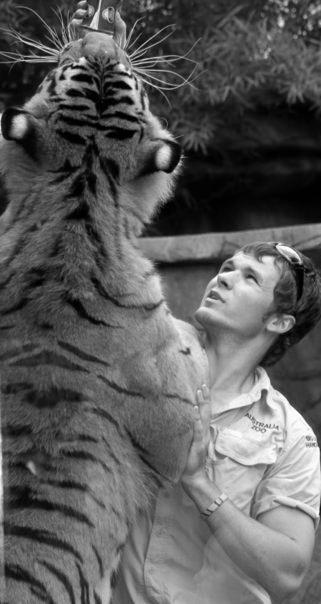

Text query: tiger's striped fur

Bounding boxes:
[0,30,208,603]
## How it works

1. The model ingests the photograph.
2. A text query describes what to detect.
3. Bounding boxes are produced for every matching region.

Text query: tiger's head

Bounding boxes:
[0,26,182,234]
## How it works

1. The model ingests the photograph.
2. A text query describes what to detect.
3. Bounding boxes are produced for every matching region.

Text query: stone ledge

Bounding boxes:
[139,223,321,264]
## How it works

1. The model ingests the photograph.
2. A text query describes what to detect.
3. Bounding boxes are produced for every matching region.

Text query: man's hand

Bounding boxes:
[181,385,211,487]
[70,0,89,30]
[70,1,127,47]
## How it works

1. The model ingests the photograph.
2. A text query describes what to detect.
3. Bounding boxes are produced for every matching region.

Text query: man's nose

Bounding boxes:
[217,271,234,289]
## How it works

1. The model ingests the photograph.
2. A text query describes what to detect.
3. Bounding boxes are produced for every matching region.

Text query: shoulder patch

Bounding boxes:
[304,433,319,448]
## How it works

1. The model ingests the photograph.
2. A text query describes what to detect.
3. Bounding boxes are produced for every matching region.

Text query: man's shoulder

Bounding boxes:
[267,378,318,449]
[255,367,317,445]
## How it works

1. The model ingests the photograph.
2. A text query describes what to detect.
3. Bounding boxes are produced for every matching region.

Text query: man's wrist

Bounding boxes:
[200,492,229,519]
[181,470,209,493]
[182,472,221,508]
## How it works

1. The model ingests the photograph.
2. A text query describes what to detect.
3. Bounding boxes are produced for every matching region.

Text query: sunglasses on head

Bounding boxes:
[273,242,304,303]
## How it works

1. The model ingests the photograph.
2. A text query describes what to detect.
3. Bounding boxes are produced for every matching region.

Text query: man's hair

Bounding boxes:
[240,241,321,366]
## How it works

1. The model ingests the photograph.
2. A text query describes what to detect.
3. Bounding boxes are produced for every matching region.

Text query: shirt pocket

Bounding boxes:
[213,427,278,466]
[207,428,279,512]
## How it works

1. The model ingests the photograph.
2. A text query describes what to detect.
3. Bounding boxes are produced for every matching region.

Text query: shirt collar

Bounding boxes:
[211,366,271,414]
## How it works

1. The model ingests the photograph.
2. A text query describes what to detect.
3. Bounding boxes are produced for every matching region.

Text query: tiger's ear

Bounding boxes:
[2,107,33,141]
[1,108,40,161]
[139,140,182,176]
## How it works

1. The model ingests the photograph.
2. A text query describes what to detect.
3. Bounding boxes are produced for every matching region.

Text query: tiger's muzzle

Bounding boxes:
[81,31,131,69]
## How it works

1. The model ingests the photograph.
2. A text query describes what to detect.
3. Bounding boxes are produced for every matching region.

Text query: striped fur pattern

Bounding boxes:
[0,30,208,603]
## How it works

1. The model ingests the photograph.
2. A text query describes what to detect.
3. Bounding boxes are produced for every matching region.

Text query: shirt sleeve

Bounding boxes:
[251,425,321,529]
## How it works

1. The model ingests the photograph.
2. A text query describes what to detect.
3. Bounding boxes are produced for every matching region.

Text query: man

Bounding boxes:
[112,241,321,604]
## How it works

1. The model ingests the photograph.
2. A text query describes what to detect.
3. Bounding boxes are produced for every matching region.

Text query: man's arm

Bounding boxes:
[182,388,316,603]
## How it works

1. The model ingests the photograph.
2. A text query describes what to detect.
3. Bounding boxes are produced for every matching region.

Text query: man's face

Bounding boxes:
[195,251,282,339]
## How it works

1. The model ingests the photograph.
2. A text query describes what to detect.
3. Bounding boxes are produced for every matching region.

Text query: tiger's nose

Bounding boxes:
[81,32,130,68]
[82,31,114,57]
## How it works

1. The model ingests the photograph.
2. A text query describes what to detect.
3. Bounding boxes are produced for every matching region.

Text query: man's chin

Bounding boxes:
[194,306,213,326]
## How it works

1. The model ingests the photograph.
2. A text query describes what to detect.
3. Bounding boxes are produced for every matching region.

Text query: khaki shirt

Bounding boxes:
[113,368,321,604]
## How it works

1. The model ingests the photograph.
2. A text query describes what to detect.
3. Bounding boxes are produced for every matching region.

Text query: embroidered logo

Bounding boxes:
[245,412,279,434]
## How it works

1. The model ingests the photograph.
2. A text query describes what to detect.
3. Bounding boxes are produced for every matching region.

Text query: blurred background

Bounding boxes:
[1,3,321,600]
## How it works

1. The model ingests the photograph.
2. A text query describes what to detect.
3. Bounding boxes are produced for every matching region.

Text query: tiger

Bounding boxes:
[0,8,208,604]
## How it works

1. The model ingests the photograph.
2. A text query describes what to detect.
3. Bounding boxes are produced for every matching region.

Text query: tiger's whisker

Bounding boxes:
[124,17,144,50]
[15,4,65,49]
[131,41,200,66]
[134,58,199,87]
[134,68,193,91]
[125,20,171,54]
[135,65,197,79]
[52,8,68,37]
[52,8,70,46]
[132,56,198,68]
[0,54,57,64]
[48,11,66,48]
[138,75,172,105]
[43,32,63,52]
[0,28,59,57]
[131,36,200,92]
[132,54,191,62]
[131,57,198,86]
[59,10,76,45]
[129,25,175,60]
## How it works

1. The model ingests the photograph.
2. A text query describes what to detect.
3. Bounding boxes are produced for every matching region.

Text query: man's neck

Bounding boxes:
[204,330,268,410]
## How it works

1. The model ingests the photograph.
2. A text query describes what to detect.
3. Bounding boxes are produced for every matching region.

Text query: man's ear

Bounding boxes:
[265,313,296,335]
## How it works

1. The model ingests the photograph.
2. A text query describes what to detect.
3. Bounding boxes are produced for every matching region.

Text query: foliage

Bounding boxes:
[263,0,321,37]
[134,1,321,154]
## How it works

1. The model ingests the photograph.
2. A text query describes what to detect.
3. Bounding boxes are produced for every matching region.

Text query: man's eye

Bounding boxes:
[247,274,257,282]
